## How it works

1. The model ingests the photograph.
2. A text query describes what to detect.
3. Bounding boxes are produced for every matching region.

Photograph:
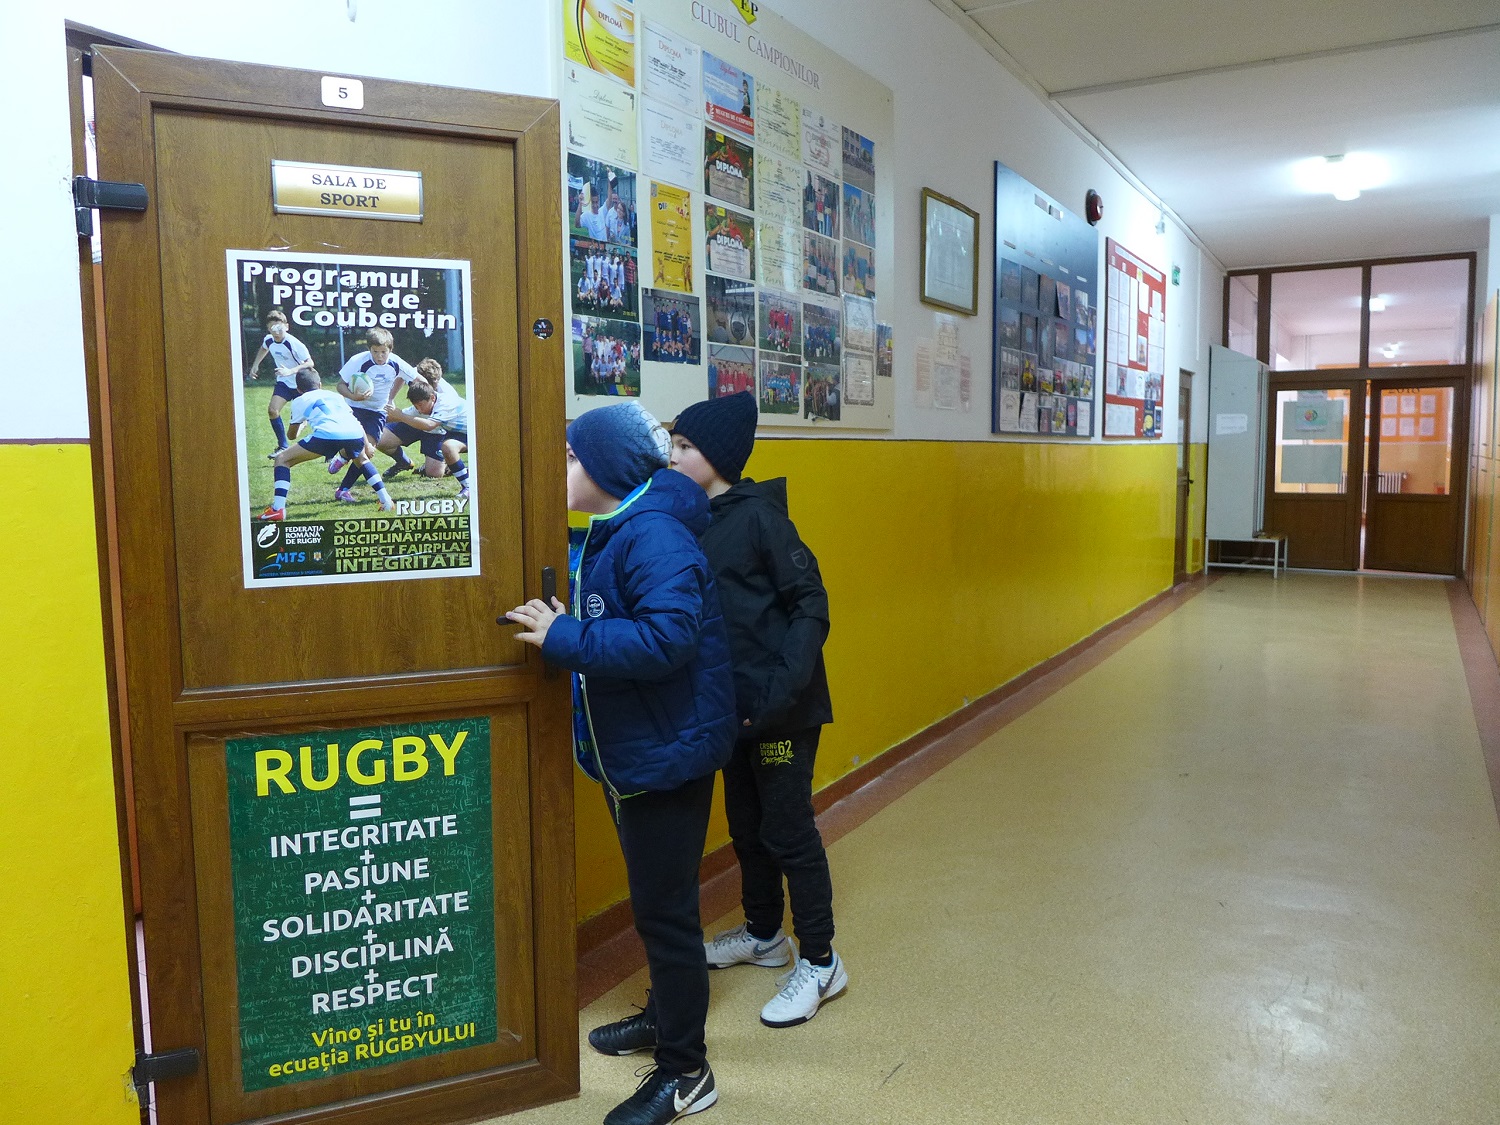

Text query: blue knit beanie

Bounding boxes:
[566,401,672,501]
[670,391,758,483]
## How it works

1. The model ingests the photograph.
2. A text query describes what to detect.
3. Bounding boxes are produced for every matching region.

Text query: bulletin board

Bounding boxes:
[991,161,1099,438]
[1102,238,1166,439]
[561,0,895,431]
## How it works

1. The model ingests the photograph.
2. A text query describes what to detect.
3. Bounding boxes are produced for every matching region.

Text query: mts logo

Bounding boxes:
[276,551,307,564]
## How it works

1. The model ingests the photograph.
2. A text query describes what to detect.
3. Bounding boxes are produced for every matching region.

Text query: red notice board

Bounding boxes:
[1103,239,1167,439]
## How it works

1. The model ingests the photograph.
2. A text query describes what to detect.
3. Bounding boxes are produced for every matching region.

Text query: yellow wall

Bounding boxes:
[576,438,1182,920]
[0,443,139,1125]
[1,436,1187,1121]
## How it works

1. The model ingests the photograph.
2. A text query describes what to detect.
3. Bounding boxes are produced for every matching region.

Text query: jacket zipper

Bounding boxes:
[573,520,626,819]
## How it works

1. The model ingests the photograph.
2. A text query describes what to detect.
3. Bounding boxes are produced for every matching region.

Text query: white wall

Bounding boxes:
[4,0,1222,446]
[755,0,1223,447]
[0,0,556,441]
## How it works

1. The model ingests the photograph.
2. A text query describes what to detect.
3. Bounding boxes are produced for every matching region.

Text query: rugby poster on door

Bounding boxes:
[226,250,479,589]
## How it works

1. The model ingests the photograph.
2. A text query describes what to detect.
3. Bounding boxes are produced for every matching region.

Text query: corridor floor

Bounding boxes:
[492,574,1500,1124]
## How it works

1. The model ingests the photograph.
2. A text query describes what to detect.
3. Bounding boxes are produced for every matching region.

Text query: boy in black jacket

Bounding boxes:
[668,391,847,1028]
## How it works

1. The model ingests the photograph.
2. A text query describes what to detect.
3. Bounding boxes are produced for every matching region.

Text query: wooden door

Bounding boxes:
[1173,371,1193,584]
[1262,378,1365,570]
[87,48,575,1125]
[1366,374,1469,574]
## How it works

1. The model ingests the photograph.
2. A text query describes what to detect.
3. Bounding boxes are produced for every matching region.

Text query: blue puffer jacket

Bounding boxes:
[542,469,737,799]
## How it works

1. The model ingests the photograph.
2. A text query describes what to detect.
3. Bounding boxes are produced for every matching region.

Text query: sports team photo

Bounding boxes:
[570,237,640,318]
[759,357,803,416]
[572,315,643,397]
[708,345,755,398]
[758,290,802,355]
[804,300,842,363]
[643,289,702,364]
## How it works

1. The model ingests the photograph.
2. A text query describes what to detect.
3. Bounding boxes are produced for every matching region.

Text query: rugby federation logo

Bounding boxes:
[257,523,281,549]
[585,593,606,618]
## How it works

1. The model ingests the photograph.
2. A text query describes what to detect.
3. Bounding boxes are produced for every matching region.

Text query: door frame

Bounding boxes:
[81,46,575,1125]
[1263,372,1368,570]
[1173,369,1193,585]
[1366,368,1472,575]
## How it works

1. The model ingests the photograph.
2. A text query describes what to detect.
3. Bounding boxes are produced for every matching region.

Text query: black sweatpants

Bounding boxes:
[721,727,835,960]
[613,773,714,1075]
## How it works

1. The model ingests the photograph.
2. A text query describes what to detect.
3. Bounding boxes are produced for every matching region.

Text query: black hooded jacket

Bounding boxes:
[702,477,833,736]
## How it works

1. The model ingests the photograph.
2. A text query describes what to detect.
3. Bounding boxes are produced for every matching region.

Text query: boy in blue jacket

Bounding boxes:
[506,401,736,1125]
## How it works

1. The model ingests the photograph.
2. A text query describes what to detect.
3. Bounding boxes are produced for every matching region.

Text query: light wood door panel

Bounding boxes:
[89,47,575,1125]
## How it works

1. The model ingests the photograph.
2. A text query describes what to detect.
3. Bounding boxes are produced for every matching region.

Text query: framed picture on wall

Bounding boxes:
[919,187,980,315]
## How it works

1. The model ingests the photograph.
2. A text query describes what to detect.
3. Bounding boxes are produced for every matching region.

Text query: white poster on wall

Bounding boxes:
[564,63,638,166]
[642,100,699,189]
[642,22,700,112]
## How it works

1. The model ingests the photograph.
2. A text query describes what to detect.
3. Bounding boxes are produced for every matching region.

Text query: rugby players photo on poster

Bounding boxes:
[227,249,478,589]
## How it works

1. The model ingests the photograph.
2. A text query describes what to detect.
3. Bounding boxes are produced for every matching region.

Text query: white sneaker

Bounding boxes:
[759,951,847,1028]
[703,923,792,969]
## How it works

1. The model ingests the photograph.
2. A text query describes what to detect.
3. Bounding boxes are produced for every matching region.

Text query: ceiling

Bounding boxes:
[935,0,1500,269]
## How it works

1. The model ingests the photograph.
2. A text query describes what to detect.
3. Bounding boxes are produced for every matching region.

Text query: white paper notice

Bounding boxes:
[757,81,802,162]
[843,294,875,353]
[1018,392,1039,433]
[757,153,803,229]
[915,340,933,409]
[1075,400,1092,436]
[1215,412,1248,436]
[642,23,700,113]
[959,352,972,411]
[564,63,637,167]
[757,222,801,293]
[802,109,839,176]
[1105,402,1138,437]
[844,351,875,407]
[642,101,698,191]
[999,389,1021,431]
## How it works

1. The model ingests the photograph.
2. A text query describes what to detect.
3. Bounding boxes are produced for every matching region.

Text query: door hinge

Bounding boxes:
[73,175,149,238]
[131,1046,200,1096]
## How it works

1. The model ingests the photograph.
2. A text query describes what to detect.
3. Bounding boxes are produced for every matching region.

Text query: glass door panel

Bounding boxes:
[1366,379,1465,574]
[1263,382,1365,570]
[1273,388,1351,494]
[1375,386,1453,494]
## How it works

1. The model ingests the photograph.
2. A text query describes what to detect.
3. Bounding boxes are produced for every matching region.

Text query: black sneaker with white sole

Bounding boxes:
[588,1008,658,1056]
[603,1064,716,1125]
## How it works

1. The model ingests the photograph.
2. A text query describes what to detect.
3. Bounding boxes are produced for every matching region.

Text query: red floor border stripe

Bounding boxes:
[1444,579,1500,825]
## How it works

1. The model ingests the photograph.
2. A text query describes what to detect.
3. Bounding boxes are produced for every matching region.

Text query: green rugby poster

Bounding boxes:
[225,718,496,1091]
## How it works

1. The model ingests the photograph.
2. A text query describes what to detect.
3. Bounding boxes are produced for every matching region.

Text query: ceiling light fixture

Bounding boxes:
[1292,152,1390,202]
[1368,296,1387,313]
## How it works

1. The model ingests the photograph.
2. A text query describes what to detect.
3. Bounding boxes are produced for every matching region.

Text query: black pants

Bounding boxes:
[722,727,835,959]
[613,773,714,1075]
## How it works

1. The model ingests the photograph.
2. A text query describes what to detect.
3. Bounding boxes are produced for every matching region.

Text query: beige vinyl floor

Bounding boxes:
[489,574,1500,1124]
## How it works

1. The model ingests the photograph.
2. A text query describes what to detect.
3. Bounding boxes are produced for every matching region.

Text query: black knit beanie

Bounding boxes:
[671,391,758,483]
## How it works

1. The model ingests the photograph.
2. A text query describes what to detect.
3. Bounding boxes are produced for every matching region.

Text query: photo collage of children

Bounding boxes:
[568,153,645,397]
[994,258,1098,437]
[563,6,882,424]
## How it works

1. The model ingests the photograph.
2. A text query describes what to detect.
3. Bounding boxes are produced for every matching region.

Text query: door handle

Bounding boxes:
[540,566,559,679]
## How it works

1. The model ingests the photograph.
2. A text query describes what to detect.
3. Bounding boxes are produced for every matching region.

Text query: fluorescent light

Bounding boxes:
[1368,296,1387,313]
[1291,153,1390,201]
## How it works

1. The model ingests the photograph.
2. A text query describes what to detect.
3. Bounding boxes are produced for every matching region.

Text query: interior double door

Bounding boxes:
[1263,371,1467,573]
[83,48,575,1125]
